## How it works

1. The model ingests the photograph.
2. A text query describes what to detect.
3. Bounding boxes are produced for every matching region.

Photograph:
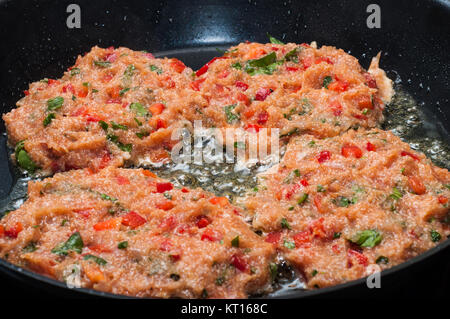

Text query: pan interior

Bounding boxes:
[0,45,449,298]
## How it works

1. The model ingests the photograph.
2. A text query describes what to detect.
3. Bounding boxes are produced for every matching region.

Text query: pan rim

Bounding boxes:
[0,237,448,299]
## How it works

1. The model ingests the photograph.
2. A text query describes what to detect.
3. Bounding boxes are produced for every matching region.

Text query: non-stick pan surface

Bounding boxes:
[0,0,449,298]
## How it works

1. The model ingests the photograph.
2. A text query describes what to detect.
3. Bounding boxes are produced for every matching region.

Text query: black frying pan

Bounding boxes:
[0,0,449,299]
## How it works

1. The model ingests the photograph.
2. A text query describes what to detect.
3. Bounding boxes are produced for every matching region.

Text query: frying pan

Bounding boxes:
[0,0,449,299]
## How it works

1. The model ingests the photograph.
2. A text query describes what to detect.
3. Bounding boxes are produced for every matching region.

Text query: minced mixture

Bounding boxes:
[183,41,392,139]
[245,128,450,288]
[0,39,448,298]
[3,46,201,174]
[0,167,276,298]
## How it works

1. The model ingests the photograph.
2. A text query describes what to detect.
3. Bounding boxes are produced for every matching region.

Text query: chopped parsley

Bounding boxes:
[70,68,80,76]
[297,193,308,205]
[149,64,163,74]
[280,128,299,138]
[430,230,441,242]
[99,120,109,131]
[333,196,356,207]
[118,241,128,249]
[322,76,333,88]
[100,192,118,202]
[268,33,284,44]
[136,131,150,139]
[129,102,149,117]
[215,276,226,286]
[22,241,37,253]
[231,62,242,70]
[350,229,383,248]
[231,235,240,248]
[119,87,130,96]
[43,113,56,127]
[284,48,299,63]
[94,60,112,68]
[134,117,143,126]
[375,256,389,264]
[223,104,240,124]
[281,218,291,230]
[83,254,107,265]
[333,232,341,239]
[269,263,278,281]
[390,187,403,200]
[15,140,38,173]
[47,96,64,111]
[244,52,283,75]
[283,240,295,249]
[51,232,84,256]
[110,121,128,130]
[122,64,136,86]
[107,134,132,152]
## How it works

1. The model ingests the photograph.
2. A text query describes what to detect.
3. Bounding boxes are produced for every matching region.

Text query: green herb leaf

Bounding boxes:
[279,128,299,138]
[110,121,128,130]
[267,33,284,44]
[22,241,37,253]
[333,232,341,239]
[297,193,308,205]
[334,196,356,207]
[100,192,117,202]
[118,241,128,249]
[231,235,240,248]
[284,48,298,63]
[134,117,143,126]
[311,269,318,277]
[43,113,56,127]
[269,262,278,281]
[117,142,132,153]
[149,64,163,74]
[350,229,383,248]
[215,276,225,286]
[119,87,130,96]
[94,60,112,68]
[234,141,246,149]
[99,120,109,131]
[129,102,149,117]
[70,68,80,76]
[322,76,333,89]
[16,148,38,173]
[47,96,64,111]
[281,218,291,230]
[375,256,389,264]
[224,104,240,124]
[244,52,283,75]
[390,187,403,200]
[136,131,150,139]
[430,229,441,242]
[231,62,242,70]
[248,52,277,68]
[83,254,107,265]
[283,240,295,249]
[51,232,84,256]
[123,64,135,77]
